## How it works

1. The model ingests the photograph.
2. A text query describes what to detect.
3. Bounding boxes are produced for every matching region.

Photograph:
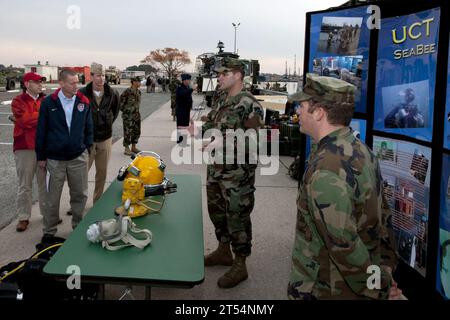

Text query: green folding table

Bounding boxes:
[44,174,204,299]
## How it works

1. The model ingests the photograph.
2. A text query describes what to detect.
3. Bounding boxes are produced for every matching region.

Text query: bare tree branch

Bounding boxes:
[143,48,191,79]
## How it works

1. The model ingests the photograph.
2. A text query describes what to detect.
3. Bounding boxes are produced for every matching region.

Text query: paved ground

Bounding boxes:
[0,84,170,231]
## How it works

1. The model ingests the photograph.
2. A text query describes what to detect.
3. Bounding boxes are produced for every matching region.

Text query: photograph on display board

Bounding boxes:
[349,118,366,142]
[312,55,363,107]
[382,81,429,129]
[437,154,450,299]
[308,6,370,113]
[317,16,363,55]
[374,8,440,142]
[409,149,429,185]
[373,136,431,276]
[373,139,396,162]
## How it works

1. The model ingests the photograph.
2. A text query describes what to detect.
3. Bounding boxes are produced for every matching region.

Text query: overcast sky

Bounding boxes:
[0,0,345,74]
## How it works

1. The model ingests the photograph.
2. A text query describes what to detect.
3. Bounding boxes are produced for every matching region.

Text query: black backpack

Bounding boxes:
[0,236,99,300]
[288,156,301,181]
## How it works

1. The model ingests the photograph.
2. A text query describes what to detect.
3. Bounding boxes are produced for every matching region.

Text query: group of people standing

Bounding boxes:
[10,57,403,299]
[11,63,143,240]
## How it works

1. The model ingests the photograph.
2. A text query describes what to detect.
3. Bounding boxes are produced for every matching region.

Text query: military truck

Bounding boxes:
[0,66,25,91]
[105,66,121,85]
[195,41,260,107]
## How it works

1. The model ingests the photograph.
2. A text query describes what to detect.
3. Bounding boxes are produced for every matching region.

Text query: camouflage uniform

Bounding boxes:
[288,74,397,300]
[120,86,141,147]
[211,84,226,109]
[202,89,264,256]
[169,76,181,118]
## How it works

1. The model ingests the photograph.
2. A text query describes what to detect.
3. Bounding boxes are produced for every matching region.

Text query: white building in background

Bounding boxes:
[24,61,59,82]
[120,70,146,79]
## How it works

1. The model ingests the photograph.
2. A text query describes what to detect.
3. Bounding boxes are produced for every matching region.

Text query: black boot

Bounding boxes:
[217,254,248,288]
[204,242,233,266]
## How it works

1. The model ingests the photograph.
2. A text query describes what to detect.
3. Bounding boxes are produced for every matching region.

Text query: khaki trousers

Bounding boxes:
[44,150,88,236]
[14,150,46,221]
[88,138,112,203]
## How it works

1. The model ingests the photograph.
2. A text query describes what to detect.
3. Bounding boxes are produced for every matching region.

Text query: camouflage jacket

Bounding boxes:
[119,87,141,115]
[169,78,181,95]
[202,90,264,165]
[211,87,227,109]
[288,127,396,300]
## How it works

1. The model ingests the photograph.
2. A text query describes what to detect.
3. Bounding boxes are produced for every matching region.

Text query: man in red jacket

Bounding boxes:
[11,72,47,232]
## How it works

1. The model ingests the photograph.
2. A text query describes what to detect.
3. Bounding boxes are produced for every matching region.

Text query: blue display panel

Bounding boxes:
[444,38,450,150]
[374,8,441,142]
[437,154,450,299]
[374,136,431,276]
[309,6,370,113]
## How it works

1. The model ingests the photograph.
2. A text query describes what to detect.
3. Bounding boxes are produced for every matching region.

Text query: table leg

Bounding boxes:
[98,283,105,300]
[145,286,151,300]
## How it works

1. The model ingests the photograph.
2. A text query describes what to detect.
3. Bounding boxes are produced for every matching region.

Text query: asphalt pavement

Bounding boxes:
[0,84,170,231]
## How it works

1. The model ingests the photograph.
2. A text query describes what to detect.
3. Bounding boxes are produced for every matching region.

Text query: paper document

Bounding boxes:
[46,171,50,192]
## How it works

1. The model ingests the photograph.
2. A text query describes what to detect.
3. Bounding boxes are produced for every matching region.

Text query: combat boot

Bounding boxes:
[131,144,141,154]
[204,242,233,267]
[124,146,132,156]
[217,254,248,288]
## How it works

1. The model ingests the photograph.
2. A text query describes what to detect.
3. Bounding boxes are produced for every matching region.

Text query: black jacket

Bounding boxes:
[80,82,120,142]
[36,89,93,161]
[176,84,193,127]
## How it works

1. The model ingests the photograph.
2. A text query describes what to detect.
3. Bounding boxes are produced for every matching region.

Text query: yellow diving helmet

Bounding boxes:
[115,151,177,218]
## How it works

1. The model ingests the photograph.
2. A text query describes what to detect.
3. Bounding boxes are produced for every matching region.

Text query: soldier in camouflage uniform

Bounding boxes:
[169,75,180,121]
[193,58,264,288]
[119,77,142,155]
[211,83,226,109]
[287,73,400,300]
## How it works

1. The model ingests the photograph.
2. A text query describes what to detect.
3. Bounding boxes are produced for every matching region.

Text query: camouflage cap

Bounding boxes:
[214,57,246,73]
[301,73,356,104]
[90,62,105,75]
[131,76,142,82]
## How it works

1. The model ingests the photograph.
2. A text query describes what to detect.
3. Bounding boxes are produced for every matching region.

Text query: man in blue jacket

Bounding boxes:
[36,69,93,239]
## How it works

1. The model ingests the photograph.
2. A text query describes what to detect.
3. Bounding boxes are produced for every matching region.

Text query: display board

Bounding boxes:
[373,136,431,276]
[444,40,450,150]
[304,1,449,299]
[373,8,441,142]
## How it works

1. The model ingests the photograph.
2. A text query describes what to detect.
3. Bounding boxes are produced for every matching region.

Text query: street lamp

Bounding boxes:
[232,22,240,54]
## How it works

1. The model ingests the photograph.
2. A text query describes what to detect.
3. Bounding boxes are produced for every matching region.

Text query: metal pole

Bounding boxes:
[232,22,240,54]
[234,27,237,53]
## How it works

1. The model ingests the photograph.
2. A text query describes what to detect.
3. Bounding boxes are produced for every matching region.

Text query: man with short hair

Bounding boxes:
[287,73,400,300]
[11,72,47,232]
[80,63,120,203]
[120,77,142,155]
[190,58,264,288]
[36,69,93,239]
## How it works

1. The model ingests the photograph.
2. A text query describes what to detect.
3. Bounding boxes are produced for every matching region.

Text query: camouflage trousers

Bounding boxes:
[122,112,141,147]
[206,163,256,256]
[171,94,176,116]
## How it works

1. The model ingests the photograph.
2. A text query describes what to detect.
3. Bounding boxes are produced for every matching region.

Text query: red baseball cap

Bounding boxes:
[23,72,45,82]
